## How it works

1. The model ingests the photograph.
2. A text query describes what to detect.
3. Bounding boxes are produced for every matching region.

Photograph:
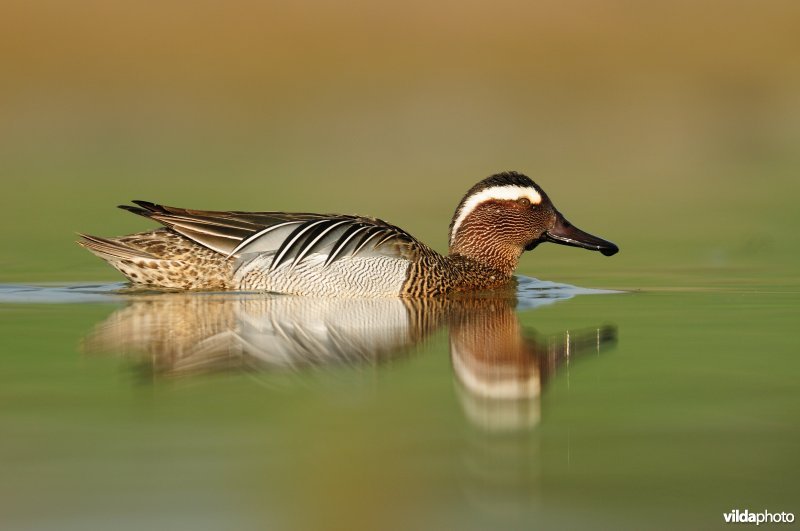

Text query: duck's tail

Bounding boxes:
[77,233,157,261]
[77,230,234,290]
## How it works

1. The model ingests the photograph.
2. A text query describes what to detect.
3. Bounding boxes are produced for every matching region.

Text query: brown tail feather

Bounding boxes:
[76,233,156,261]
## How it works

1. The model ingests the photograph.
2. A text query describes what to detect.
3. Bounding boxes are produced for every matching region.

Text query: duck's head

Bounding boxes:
[448,172,619,273]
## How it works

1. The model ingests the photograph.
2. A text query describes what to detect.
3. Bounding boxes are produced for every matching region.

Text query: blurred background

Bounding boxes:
[2,0,799,286]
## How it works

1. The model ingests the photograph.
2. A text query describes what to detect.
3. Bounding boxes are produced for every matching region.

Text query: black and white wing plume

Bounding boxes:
[120,201,423,268]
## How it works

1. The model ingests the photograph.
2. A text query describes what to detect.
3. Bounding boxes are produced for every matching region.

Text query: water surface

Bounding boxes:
[1,276,797,530]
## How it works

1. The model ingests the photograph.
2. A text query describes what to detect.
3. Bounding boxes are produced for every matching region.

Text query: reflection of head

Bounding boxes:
[448,298,617,432]
[449,297,541,400]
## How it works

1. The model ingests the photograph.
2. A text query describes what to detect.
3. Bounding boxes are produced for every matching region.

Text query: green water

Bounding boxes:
[1,276,797,530]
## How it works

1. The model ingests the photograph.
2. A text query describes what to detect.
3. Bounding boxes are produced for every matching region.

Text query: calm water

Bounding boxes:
[1,277,797,531]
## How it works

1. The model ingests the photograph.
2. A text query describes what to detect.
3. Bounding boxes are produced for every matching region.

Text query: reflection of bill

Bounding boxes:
[82,290,616,430]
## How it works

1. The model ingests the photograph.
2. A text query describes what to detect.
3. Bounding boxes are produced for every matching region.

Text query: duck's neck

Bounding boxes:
[435,254,513,294]
[402,249,518,296]
[448,239,522,280]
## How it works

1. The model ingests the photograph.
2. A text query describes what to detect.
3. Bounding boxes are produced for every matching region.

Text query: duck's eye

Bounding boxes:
[517,197,531,207]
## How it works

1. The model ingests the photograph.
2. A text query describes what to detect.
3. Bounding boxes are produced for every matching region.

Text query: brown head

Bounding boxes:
[448,172,619,275]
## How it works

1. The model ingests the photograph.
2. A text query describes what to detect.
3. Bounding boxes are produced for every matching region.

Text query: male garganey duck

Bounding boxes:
[78,171,618,296]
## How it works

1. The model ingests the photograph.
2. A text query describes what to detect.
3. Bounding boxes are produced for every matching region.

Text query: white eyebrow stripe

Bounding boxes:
[450,185,542,245]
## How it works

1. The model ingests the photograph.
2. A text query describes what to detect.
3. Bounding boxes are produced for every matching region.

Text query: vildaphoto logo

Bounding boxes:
[723,509,795,525]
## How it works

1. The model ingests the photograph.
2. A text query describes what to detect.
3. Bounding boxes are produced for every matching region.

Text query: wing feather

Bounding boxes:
[291,219,352,267]
[352,226,386,256]
[269,219,332,271]
[226,221,304,258]
[324,224,370,267]
[119,201,423,269]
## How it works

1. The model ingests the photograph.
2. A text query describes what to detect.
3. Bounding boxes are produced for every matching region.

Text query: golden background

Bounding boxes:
[2,0,798,286]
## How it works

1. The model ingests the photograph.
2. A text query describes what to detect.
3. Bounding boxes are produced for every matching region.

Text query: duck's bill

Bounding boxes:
[543,214,619,256]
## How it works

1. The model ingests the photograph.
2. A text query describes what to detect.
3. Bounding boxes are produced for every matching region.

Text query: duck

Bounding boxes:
[78,171,619,297]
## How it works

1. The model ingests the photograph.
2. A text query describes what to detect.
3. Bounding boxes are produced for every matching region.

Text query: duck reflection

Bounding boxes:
[83,288,616,429]
[449,298,615,431]
[83,295,423,375]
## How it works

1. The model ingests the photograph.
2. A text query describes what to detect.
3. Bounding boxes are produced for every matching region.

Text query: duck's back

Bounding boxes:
[78,201,432,296]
